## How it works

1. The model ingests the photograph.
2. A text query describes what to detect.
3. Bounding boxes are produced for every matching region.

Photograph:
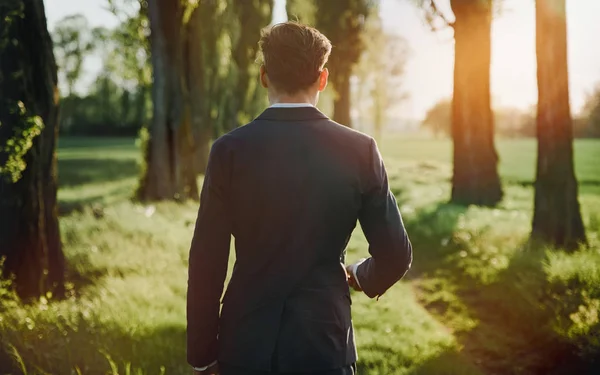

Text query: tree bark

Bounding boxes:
[138,0,198,201]
[532,0,586,250]
[450,0,503,206]
[231,0,273,129]
[185,6,210,175]
[332,71,352,127]
[0,0,64,299]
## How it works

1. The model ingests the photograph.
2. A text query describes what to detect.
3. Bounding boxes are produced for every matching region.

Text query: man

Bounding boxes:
[187,22,412,375]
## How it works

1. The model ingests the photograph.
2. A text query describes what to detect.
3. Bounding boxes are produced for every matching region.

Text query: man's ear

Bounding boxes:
[318,68,329,92]
[260,65,269,88]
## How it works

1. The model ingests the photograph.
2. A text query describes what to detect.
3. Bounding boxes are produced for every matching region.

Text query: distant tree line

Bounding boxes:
[52,10,151,137]
[422,95,600,139]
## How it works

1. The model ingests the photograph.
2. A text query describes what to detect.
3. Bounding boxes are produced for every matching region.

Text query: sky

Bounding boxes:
[44,0,600,120]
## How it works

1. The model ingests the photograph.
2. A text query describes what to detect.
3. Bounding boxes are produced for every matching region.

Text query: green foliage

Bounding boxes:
[315,0,378,125]
[51,11,151,137]
[315,0,378,70]
[58,79,147,137]
[0,1,24,50]
[51,14,95,96]
[0,2,47,184]
[0,258,18,311]
[545,248,600,361]
[286,0,316,25]
[228,0,273,128]
[0,102,44,183]
[0,136,598,374]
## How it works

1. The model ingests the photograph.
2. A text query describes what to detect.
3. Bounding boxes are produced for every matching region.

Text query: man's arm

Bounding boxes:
[353,138,412,299]
[187,138,232,369]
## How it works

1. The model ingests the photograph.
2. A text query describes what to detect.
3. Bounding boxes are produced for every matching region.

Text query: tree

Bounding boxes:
[315,0,377,128]
[105,0,152,131]
[532,0,586,249]
[105,13,152,131]
[138,0,198,201]
[51,14,94,97]
[0,0,64,298]
[354,12,409,139]
[185,0,229,174]
[421,99,452,137]
[286,0,316,24]
[419,0,503,206]
[229,0,274,129]
[579,84,600,138]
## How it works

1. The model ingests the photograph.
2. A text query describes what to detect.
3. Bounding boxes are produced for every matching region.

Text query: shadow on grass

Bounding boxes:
[455,244,600,375]
[406,349,483,375]
[513,179,600,187]
[404,199,600,375]
[62,251,109,294]
[3,317,483,375]
[1,320,187,375]
[58,137,136,150]
[58,158,139,188]
[403,201,467,279]
[58,182,134,217]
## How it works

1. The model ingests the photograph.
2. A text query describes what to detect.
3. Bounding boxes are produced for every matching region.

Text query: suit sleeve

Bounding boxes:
[355,138,413,299]
[187,138,232,368]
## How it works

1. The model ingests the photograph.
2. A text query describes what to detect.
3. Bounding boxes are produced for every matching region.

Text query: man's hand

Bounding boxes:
[192,362,219,375]
[345,263,363,292]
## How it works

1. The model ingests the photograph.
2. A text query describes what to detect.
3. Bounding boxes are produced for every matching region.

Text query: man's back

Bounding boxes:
[187,22,412,375]
[187,106,412,373]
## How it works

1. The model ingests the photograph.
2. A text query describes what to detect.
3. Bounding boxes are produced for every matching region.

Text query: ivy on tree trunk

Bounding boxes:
[532,0,586,250]
[0,0,65,299]
[450,0,503,206]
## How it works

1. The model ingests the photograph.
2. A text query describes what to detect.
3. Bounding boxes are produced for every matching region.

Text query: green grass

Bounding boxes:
[1,135,599,374]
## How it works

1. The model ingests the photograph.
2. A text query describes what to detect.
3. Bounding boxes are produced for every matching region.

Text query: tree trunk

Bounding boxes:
[532,0,586,250]
[332,71,352,127]
[138,0,198,201]
[450,0,503,206]
[0,0,64,299]
[185,7,210,175]
[231,0,273,129]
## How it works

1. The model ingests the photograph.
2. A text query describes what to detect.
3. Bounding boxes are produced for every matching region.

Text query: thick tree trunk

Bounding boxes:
[231,0,273,129]
[0,0,64,299]
[450,0,503,206]
[332,71,352,127]
[138,0,198,201]
[532,0,586,250]
[186,7,209,175]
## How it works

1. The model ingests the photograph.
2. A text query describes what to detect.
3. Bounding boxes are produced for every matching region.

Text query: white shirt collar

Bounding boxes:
[269,103,314,108]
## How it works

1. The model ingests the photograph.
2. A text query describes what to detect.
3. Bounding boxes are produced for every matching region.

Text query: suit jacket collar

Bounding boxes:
[255,106,329,122]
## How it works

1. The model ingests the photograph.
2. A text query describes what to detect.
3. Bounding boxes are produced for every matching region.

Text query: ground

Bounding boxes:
[1,135,599,375]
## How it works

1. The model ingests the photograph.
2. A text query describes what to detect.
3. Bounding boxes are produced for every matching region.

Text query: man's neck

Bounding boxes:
[269,92,318,106]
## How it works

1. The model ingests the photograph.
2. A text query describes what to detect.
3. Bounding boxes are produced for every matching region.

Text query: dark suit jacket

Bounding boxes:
[187,106,412,372]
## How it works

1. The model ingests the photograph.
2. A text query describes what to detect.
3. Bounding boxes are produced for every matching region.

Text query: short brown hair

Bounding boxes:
[259,22,332,94]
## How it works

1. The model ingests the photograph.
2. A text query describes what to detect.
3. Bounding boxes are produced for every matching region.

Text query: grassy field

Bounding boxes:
[1,135,599,375]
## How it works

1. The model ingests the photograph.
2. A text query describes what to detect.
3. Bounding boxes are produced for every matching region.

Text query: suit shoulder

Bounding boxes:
[218,120,259,139]
[323,119,374,147]
[209,132,237,156]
